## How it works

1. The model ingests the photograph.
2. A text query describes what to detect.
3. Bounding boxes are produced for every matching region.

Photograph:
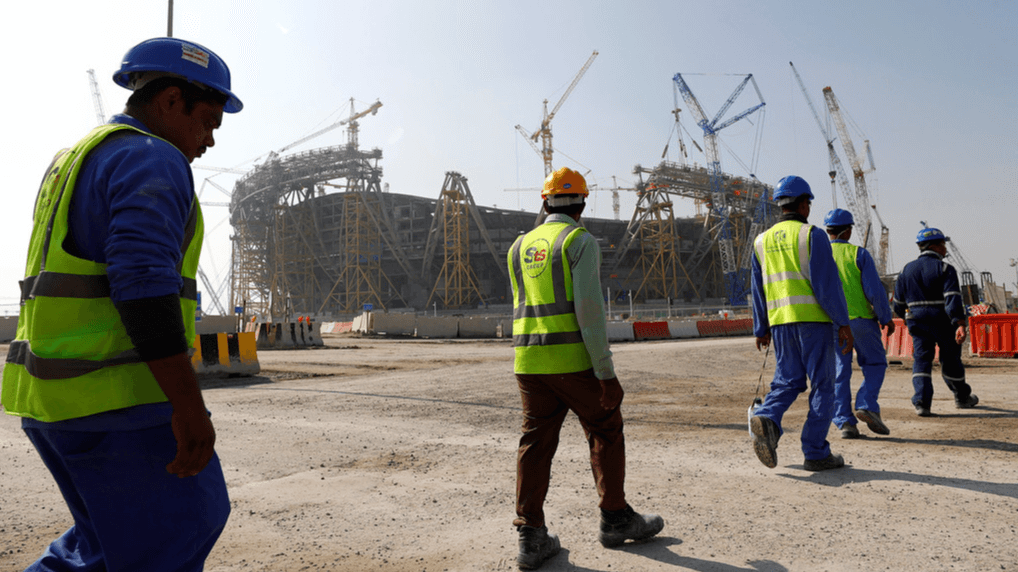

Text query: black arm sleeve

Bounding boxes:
[113,293,190,361]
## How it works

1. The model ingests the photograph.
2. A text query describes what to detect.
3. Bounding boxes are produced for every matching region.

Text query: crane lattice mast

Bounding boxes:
[673,72,765,305]
[823,87,876,263]
[86,69,107,127]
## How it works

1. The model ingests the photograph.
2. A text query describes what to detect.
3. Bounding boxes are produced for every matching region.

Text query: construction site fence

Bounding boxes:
[318,312,754,342]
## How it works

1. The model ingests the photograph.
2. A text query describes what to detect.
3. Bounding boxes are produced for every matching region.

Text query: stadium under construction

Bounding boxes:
[227,139,777,321]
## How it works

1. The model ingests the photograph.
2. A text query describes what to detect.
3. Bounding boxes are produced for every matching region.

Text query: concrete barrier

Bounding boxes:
[0,316,18,343]
[459,317,499,338]
[606,321,635,342]
[667,321,700,338]
[415,316,459,338]
[370,312,417,336]
[192,332,260,377]
[497,318,513,338]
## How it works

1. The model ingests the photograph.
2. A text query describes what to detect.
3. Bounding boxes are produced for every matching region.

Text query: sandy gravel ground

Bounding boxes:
[2,335,1017,572]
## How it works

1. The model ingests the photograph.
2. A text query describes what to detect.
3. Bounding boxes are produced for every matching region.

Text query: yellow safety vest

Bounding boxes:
[831,242,875,320]
[2,123,203,422]
[754,220,831,326]
[508,221,593,374]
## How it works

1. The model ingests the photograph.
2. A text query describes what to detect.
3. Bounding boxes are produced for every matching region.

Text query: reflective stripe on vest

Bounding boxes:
[754,220,831,325]
[2,123,203,422]
[509,222,593,374]
[830,242,875,320]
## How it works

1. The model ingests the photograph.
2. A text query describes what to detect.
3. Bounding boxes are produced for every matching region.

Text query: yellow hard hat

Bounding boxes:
[542,167,589,199]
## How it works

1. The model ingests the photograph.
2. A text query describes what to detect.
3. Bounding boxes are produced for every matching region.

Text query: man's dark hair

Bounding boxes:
[919,239,946,251]
[543,197,586,217]
[126,76,229,114]
[780,195,810,212]
[826,224,851,237]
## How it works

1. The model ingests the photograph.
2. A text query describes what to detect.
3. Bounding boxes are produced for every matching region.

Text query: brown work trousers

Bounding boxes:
[513,369,627,528]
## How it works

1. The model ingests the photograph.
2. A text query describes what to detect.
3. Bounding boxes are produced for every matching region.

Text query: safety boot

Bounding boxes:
[803,453,845,472]
[750,415,779,468]
[955,394,979,409]
[598,504,664,548]
[516,525,560,570]
[840,423,860,439]
[855,409,890,435]
[915,404,932,417]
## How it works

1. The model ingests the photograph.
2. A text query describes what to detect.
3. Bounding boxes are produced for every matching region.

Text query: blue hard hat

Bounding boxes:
[916,227,946,244]
[113,37,243,113]
[824,208,854,227]
[772,175,814,203]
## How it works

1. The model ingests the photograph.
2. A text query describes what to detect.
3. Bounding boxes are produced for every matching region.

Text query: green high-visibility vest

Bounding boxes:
[831,242,875,320]
[754,220,831,326]
[508,221,593,374]
[2,123,203,422]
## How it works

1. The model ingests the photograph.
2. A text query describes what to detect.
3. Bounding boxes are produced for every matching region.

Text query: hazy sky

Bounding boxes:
[3,1,1015,313]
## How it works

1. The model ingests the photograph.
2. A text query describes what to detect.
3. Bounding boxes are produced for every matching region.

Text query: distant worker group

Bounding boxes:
[749,174,981,475]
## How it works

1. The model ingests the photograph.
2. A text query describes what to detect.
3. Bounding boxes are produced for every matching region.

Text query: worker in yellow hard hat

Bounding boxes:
[507,167,663,569]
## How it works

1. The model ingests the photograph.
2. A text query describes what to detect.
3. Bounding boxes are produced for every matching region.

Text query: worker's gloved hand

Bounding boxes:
[883,320,896,336]
[599,376,624,410]
[955,325,967,345]
[755,333,771,351]
[838,325,855,355]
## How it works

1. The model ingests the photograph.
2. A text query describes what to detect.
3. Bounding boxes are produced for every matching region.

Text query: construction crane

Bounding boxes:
[788,62,857,215]
[518,50,598,177]
[823,87,876,263]
[277,98,382,155]
[673,72,766,306]
[86,69,108,126]
[870,204,890,275]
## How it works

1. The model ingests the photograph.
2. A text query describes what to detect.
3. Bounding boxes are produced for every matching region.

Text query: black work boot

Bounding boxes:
[516,525,560,570]
[598,504,664,548]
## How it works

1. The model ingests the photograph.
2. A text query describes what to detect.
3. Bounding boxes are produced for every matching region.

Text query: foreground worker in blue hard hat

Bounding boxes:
[892,228,978,416]
[824,208,896,439]
[749,176,853,471]
[508,167,664,569]
[2,37,242,570]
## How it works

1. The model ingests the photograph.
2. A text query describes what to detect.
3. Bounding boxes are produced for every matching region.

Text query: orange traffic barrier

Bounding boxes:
[882,318,939,361]
[969,314,1018,358]
[633,321,670,340]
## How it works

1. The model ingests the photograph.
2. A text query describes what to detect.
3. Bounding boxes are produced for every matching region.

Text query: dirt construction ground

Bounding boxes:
[2,334,1017,572]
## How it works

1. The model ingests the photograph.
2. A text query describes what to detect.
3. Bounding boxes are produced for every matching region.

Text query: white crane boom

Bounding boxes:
[525,50,598,177]
[822,87,874,256]
[86,69,107,126]
[277,99,382,154]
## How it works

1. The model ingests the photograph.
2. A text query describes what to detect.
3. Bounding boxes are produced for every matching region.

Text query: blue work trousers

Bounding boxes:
[908,316,971,408]
[756,322,837,461]
[22,422,230,572]
[833,318,888,428]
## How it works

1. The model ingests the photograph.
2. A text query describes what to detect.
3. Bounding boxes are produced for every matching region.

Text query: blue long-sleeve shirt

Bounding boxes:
[67,114,195,302]
[830,239,893,325]
[751,217,850,338]
[892,250,968,326]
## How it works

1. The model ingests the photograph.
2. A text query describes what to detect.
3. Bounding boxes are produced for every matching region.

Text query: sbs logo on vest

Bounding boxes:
[522,238,551,278]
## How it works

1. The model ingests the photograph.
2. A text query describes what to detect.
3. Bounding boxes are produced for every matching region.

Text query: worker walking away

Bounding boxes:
[825,208,896,439]
[508,167,664,569]
[749,176,854,472]
[2,38,242,571]
[892,227,978,416]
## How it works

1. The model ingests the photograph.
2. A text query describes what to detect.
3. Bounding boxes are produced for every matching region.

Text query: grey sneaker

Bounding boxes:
[955,394,979,409]
[855,409,890,435]
[915,404,932,417]
[803,453,845,472]
[516,525,560,570]
[598,505,664,548]
[750,415,779,468]
[840,423,860,439]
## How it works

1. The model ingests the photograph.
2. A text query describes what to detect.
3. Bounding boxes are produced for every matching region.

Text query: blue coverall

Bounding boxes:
[830,241,894,429]
[21,114,230,572]
[751,216,851,462]
[892,250,973,409]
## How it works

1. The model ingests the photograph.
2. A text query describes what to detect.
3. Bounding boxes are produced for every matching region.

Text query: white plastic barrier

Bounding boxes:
[415,316,460,338]
[498,318,513,338]
[606,321,635,342]
[351,313,371,333]
[667,320,701,339]
[370,312,417,336]
[459,317,499,338]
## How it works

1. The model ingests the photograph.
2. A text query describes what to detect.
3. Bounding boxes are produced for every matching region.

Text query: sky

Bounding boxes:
[2,0,1015,314]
